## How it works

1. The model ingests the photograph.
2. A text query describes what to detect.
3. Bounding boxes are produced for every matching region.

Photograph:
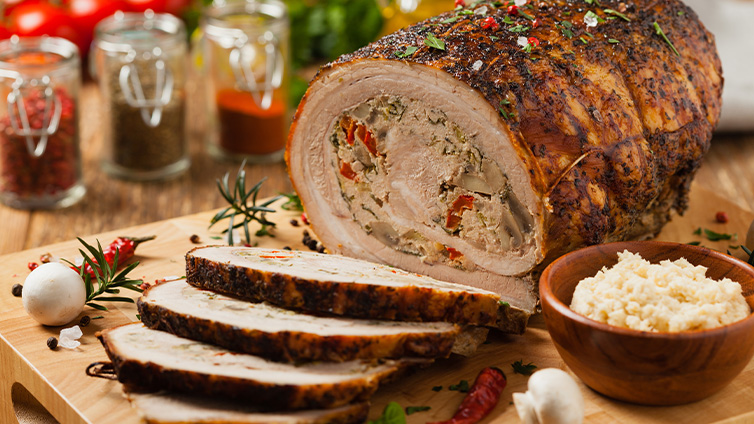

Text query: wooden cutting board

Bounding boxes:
[1,184,753,424]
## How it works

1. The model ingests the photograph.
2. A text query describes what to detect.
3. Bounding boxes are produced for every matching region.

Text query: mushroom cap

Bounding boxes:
[22,263,86,326]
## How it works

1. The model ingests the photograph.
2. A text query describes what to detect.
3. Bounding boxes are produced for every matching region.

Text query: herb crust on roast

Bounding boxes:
[286,0,722,314]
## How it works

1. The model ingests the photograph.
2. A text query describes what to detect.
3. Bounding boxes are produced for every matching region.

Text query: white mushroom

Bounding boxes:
[513,368,585,424]
[22,262,86,326]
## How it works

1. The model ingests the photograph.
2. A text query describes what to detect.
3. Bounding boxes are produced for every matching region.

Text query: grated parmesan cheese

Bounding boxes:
[570,250,751,332]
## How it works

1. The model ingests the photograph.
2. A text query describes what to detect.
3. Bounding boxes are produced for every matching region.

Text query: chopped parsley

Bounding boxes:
[512,360,538,376]
[518,9,535,21]
[449,379,470,392]
[604,8,631,21]
[503,15,515,24]
[608,38,620,44]
[693,227,737,242]
[405,406,431,415]
[441,16,460,24]
[424,33,446,51]
[499,300,510,307]
[585,0,602,5]
[394,46,419,58]
[508,25,530,33]
[558,21,574,39]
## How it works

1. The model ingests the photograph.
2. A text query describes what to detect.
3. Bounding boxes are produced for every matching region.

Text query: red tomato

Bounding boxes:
[8,3,86,53]
[3,0,40,18]
[66,0,131,52]
[0,26,11,41]
[125,0,192,16]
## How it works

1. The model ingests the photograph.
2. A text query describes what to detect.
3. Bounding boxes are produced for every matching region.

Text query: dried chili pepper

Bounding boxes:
[77,236,155,279]
[428,367,507,424]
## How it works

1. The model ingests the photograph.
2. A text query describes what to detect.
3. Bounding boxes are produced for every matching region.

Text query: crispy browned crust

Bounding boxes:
[97,326,397,411]
[287,0,722,263]
[137,287,461,362]
[185,249,528,333]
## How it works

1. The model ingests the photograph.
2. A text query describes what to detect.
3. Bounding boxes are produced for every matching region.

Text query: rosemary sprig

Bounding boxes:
[63,238,143,311]
[210,162,282,245]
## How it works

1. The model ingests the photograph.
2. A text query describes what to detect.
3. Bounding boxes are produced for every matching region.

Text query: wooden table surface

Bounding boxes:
[0,83,751,256]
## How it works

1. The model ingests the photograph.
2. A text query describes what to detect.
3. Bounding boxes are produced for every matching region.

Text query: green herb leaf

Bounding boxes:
[499,300,510,307]
[508,25,530,33]
[431,385,443,392]
[63,238,145,311]
[441,16,460,24]
[687,241,701,246]
[405,406,431,415]
[677,10,685,16]
[558,21,574,39]
[703,228,735,242]
[693,227,702,235]
[395,46,419,58]
[585,0,602,5]
[653,21,680,56]
[490,35,499,41]
[92,315,104,320]
[518,9,535,21]
[503,15,515,24]
[459,9,474,15]
[729,245,740,250]
[368,402,406,424]
[512,360,538,376]
[608,38,620,44]
[580,37,589,44]
[742,246,754,266]
[584,10,604,24]
[424,33,446,51]
[449,379,470,392]
[604,8,630,21]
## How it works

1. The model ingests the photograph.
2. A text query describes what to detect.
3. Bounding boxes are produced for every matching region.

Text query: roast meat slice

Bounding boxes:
[138,279,461,362]
[185,246,527,333]
[126,391,369,424]
[286,0,722,314]
[97,323,420,410]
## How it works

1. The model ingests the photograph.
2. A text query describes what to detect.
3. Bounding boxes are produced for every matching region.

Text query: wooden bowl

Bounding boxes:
[540,241,754,406]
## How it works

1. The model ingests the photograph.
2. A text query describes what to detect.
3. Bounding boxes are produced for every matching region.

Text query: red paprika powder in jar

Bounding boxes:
[0,37,85,209]
[203,0,290,163]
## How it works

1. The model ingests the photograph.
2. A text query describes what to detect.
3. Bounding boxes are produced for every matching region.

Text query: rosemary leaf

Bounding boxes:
[653,21,680,56]
[210,162,283,245]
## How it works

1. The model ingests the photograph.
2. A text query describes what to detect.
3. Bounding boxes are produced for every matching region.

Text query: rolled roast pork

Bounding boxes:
[286,0,722,313]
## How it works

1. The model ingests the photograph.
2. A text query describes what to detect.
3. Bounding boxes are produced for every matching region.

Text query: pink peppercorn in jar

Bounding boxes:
[0,36,85,209]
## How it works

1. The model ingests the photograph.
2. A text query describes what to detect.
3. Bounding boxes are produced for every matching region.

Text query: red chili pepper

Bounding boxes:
[528,36,540,47]
[446,195,475,229]
[28,262,39,271]
[507,5,519,15]
[301,212,310,225]
[715,211,729,223]
[481,16,499,30]
[78,236,155,279]
[429,367,507,424]
[532,17,542,28]
[447,247,464,260]
[339,161,358,181]
[455,0,465,6]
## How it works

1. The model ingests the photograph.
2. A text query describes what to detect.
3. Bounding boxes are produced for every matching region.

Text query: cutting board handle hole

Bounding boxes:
[10,383,59,424]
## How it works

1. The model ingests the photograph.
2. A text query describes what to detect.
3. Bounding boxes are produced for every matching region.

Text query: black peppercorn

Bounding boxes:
[11,283,22,297]
[283,246,292,250]
[190,234,201,244]
[79,316,91,327]
[47,337,58,350]
[290,219,299,227]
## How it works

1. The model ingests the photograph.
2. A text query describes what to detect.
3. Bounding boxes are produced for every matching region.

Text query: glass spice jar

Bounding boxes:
[0,36,85,209]
[202,0,290,163]
[92,11,189,181]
